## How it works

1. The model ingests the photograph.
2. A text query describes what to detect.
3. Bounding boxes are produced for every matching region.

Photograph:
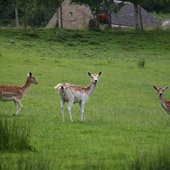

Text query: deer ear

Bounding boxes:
[98,71,102,76]
[153,86,158,90]
[88,72,92,77]
[29,72,32,77]
[164,86,169,90]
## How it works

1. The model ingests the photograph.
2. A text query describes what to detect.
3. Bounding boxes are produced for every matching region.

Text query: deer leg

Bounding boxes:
[13,101,18,116]
[61,100,65,122]
[67,100,73,122]
[80,103,85,121]
[14,99,23,116]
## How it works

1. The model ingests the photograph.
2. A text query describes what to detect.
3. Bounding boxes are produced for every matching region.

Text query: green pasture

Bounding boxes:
[0,29,170,169]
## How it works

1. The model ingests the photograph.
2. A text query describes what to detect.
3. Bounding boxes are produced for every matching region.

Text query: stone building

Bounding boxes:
[46,0,161,29]
[46,0,93,29]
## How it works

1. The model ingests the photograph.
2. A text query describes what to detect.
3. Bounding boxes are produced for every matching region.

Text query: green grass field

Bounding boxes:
[0,29,170,169]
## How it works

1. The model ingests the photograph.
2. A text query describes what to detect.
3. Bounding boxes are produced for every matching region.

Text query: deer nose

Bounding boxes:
[95,80,97,83]
[159,93,162,96]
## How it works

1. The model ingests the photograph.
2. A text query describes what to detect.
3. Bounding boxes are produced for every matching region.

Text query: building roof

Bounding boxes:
[111,2,161,27]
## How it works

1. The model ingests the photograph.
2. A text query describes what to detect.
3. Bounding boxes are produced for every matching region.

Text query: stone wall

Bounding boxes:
[58,0,93,29]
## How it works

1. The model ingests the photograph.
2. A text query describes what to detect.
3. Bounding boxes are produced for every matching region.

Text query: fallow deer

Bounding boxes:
[153,86,170,115]
[0,72,38,116]
[54,71,102,122]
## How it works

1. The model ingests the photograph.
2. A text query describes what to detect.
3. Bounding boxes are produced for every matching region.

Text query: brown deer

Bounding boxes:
[54,71,102,122]
[0,72,38,116]
[153,86,170,115]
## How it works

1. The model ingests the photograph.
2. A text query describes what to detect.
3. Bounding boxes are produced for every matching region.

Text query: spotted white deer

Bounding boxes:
[0,72,38,116]
[54,71,102,122]
[153,86,170,115]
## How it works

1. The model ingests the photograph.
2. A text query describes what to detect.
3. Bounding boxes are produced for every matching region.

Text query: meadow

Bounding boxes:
[0,28,170,169]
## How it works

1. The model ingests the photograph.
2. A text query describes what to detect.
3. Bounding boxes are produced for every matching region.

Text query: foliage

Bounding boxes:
[37,0,64,7]
[151,12,170,22]
[0,0,14,26]
[27,7,56,27]
[139,0,170,13]
[0,0,56,27]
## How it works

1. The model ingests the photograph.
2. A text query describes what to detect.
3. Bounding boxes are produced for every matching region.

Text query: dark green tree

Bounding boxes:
[0,0,14,26]
[141,0,170,13]
[18,0,34,29]
[12,0,20,28]
[37,0,63,28]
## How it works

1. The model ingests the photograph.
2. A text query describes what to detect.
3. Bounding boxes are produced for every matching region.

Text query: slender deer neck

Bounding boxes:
[160,95,167,110]
[87,82,97,96]
[22,77,32,94]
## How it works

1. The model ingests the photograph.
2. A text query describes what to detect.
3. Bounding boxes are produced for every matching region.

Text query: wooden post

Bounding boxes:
[23,3,27,30]
[134,3,139,30]
[139,6,143,30]
[60,6,63,29]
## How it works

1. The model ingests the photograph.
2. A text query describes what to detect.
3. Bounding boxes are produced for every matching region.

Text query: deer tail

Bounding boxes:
[54,84,63,90]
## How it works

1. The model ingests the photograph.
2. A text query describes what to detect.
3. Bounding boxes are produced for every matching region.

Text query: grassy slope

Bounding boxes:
[0,29,170,169]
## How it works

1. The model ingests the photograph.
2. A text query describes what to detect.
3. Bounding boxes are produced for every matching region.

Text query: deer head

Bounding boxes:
[153,86,169,97]
[27,72,38,84]
[88,71,102,84]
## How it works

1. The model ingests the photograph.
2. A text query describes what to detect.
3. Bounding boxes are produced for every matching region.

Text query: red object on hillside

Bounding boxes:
[98,13,107,24]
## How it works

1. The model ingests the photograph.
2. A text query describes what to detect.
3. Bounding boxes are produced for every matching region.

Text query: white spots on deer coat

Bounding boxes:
[0,72,38,116]
[55,71,102,122]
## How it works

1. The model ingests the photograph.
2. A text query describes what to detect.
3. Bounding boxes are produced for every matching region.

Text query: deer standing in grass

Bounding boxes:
[54,71,102,122]
[153,86,170,115]
[0,72,38,116]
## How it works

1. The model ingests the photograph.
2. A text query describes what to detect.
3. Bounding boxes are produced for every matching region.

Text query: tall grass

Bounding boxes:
[127,147,170,170]
[0,154,53,170]
[0,118,33,152]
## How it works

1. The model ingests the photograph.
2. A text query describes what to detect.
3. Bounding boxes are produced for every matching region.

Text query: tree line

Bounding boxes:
[0,0,169,29]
